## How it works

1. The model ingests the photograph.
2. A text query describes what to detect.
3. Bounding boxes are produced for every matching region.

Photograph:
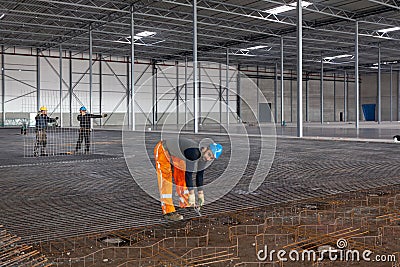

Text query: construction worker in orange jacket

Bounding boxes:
[154,137,222,221]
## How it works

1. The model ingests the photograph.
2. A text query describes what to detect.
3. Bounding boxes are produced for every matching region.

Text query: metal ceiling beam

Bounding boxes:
[3,0,400,61]
[37,0,156,51]
[367,0,400,9]
[35,0,131,13]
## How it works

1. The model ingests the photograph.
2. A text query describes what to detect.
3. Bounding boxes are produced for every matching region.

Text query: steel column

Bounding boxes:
[344,71,347,122]
[69,51,72,127]
[176,60,179,126]
[130,4,135,131]
[256,65,259,121]
[152,60,156,126]
[99,54,102,126]
[199,64,201,125]
[126,58,130,127]
[155,63,158,123]
[219,63,222,124]
[280,36,284,125]
[36,48,40,113]
[398,70,400,121]
[1,46,5,126]
[320,54,324,124]
[290,69,293,122]
[193,0,198,133]
[274,62,278,122]
[59,45,63,127]
[333,73,336,122]
[89,24,93,113]
[226,48,229,128]
[390,65,393,122]
[297,0,303,137]
[184,56,187,125]
[355,21,359,128]
[305,72,309,122]
[378,43,381,124]
[237,64,241,122]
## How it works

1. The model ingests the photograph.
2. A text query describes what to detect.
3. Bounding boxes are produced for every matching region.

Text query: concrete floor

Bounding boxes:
[0,127,399,244]
[134,121,400,140]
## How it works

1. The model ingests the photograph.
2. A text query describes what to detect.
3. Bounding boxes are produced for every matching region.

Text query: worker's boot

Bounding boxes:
[163,212,183,221]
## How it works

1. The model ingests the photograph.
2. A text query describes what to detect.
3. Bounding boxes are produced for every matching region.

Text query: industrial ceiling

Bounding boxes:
[1,0,400,72]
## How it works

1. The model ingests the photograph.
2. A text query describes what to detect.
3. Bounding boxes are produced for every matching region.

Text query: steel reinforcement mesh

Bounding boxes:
[0,128,400,244]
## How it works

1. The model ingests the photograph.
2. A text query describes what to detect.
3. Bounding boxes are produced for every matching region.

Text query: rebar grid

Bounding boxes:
[0,225,51,267]
[52,232,209,266]
[22,185,400,267]
[37,223,193,257]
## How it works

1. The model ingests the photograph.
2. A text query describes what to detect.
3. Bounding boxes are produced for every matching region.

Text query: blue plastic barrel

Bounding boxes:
[362,104,376,121]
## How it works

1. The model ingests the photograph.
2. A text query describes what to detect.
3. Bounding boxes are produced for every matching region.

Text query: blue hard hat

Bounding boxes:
[80,106,87,111]
[209,143,223,159]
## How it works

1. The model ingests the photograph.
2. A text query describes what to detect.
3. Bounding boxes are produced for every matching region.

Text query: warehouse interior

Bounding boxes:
[0,0,399,266]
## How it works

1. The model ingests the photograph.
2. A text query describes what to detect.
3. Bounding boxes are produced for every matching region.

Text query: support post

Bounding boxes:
[398,70,400,121]
[290,69,293,122]
[126,58,130,127]
[320,54,324,124]
[355,21,360,128]
[305,72,309,122]
[274,62,278,122]
[237,64,241,122]
[378,43,381,124]
[226,48,229,128]
[176,60,179,126]
[36,48,40,113]
[344,71,347,122]
[1,46,5,126]
[59,44,63,127]
[152,60,156,126]
[333,73,336,122]
[89,24,93,113]
[256,65,259,121]
[193,0,198,133]
[99,54,102,126]
[219,63,222,124]
[390,65,393,122]
[184,56,187,126]
[69,51,72,127]
[297,0,303,137]
[199,64,201,125]
[130,4,135,131]
[280,36,284,125]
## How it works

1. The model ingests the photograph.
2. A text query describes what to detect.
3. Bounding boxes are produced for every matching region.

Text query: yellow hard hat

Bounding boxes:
[40,106,47,111]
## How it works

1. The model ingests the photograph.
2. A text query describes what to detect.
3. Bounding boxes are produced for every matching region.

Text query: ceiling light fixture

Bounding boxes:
[113,31,157,44]
[377,26,400,33]
[0,14,5,20]
[136,31,156,37]
[323,54,353,61]
[246,45,269,50]
[265,1,312,14]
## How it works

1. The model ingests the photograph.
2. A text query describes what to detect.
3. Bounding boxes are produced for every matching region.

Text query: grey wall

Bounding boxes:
[1,48,399,127]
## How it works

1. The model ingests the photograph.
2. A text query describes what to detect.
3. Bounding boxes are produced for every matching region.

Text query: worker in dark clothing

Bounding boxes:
[33,106,58,156]
[154,137,223,221]
[75,106,107,154]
